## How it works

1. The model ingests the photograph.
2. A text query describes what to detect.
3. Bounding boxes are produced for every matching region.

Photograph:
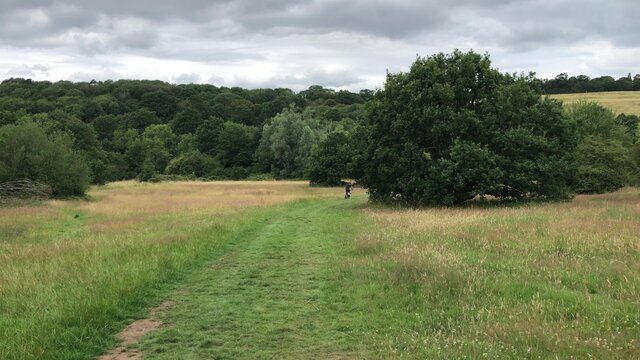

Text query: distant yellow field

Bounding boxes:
[550,91,640,116]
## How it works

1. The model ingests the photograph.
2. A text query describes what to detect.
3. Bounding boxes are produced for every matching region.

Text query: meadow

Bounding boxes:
[1,182,639,359]
[550,91,640,116]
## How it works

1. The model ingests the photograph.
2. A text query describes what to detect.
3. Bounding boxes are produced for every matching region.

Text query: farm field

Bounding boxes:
[1,182,639,359]
[550,91,640,116]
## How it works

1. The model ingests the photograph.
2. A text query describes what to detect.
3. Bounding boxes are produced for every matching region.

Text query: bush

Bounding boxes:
[164,151,221,177]
[245,173,275,181]
[356,50,577,205]
[224,166,249,180]
[0,121,90,196]
[570,102,637,193]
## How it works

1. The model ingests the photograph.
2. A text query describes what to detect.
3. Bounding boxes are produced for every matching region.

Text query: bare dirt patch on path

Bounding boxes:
[99,301,175,360]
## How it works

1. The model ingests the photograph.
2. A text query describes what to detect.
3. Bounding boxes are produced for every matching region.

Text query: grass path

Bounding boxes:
[136,198,367,359]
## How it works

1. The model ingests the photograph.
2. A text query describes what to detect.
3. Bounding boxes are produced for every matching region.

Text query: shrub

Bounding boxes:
[570,102,637,193]
[0,121,90,196]
[306,131,351,186]
[245,173,275,181]
[165,151,221,177]
[225,166,249,180]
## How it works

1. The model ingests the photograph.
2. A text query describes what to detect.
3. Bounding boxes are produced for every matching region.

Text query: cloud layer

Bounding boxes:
[0,0,638,90]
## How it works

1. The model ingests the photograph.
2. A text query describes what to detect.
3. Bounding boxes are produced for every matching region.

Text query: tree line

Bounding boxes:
[1,52,639,204]
[0,79,369,195]
[541,73,640,94]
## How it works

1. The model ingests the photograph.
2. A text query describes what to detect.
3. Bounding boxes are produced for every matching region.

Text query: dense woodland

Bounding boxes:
[0,52,639,204]
[0,79,370,194]
[541,73,640,94]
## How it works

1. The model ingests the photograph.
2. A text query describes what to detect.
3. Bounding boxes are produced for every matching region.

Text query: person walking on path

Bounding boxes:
[344,182,352,199]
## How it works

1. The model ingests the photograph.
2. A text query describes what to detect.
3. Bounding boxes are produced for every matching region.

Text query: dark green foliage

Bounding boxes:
[427,139,503,204]
[126,108,161,131]
[225,166,249,180]
[215,122,258,168]
[165,151,221,177]
[92,115,118,141]
[616,113,639,144]
[0,110,17,126]
[0,121,90,195]
[0,78,383,183]
[171,108,204,135]
[212,93,256,125]
[86,149,127,185]
[254,107,325,179]
[357,50,577,205]
[570,102,637,193]
[141,90,177,120]
[140,124,177,177]
[195,117,224,155]
[306,131,351,186]
[542,73,640,94]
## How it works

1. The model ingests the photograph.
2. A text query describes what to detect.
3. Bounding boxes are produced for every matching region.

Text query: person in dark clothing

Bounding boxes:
[344,182,352,199]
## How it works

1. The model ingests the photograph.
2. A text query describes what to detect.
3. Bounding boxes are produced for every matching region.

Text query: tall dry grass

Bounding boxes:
[344,188,640,358]
[550,91,640,116]
[0,180,338,359]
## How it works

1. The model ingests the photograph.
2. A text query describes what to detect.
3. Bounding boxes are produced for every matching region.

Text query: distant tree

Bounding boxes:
[255,107,325,178]
[195,117,224,155]
[170,108,203,135]
[215,122,257,168]
[165,151,221,177]
[0,121,90,195]
[211,93,256,125]
[570,102,637,193]
[126,108,161,132]
[92,115,118,141]
[140,90,177,121]
[0,110,17,126]
[306,130,351,186]
[140,124,178,176]
[357,50,577,205]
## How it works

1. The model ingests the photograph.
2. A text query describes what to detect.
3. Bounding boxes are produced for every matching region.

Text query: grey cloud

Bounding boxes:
[173,73,202,84]
[68,68,124,82]
[0,0,639,88]
[6,63,50,77]
[226,0,449,39]
[224,68,368,91]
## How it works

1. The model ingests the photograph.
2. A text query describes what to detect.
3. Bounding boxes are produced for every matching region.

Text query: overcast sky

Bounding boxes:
[0,0,638,91]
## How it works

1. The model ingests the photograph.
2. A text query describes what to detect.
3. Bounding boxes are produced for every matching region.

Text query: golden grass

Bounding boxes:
[550,91,640,116]
[58,180,338,215]
[0,180,341,259]
[347,188,640,357]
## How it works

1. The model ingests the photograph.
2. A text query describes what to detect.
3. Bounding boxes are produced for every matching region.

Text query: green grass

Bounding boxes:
[0,204,272,359]
[1,182,639,359]
[550,91,640,116]
[137,198,369,359]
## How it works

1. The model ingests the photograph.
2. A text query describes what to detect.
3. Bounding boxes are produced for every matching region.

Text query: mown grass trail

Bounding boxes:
[136,198,368,359]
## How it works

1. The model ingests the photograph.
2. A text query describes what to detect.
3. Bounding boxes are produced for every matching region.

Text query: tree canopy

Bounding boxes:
[356,50,578,205]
